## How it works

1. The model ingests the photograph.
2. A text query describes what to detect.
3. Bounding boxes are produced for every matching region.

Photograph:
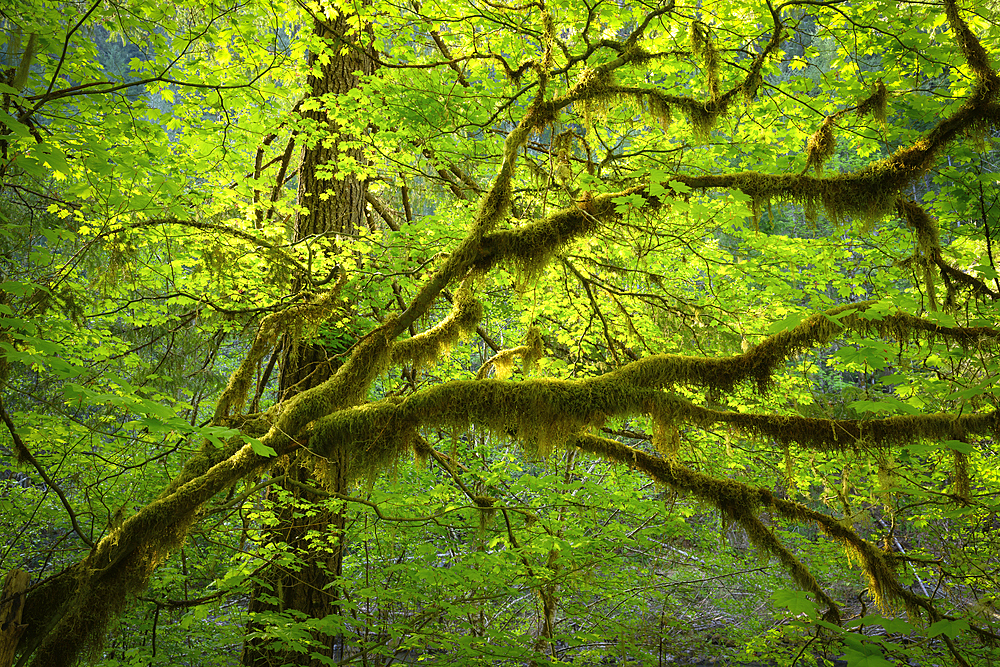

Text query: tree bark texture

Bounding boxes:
[0,570,29,667]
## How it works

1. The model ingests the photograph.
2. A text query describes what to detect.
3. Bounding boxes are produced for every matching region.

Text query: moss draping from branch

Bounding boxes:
[20,323,396,666]
[612,299,1000,395]
[855,80,888,127]
[945,0,998,87]
[689,21,720,101]
[303,299,1000,468]
[476,43,554,231]
[476,326,544,380]
[304,368,999,472]
[474,190,627,277]
[570,433,934,618]
[215,289,343,420]
[663,4,1000,223]
[803,82,888,176]
[572,432,841,618]
[896,198,1000,304]
[577,435,1000,663]
[564,7,781,138]
[390,281,483,367]
[804,116,837,175]
[896,198,940,255]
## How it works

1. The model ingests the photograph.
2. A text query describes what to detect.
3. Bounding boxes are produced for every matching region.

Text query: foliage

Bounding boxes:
[1,0,1000,665]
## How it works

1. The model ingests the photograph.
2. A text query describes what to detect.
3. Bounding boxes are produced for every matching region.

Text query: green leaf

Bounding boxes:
[928,618,968,638]
[941,440,973,454]
[849,397,921,416]
[245,435,277,457]
[766,312,805,334]
[771,588,819,618]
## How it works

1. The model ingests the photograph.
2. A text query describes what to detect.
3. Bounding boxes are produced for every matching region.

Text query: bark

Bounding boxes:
[0,570,29,667]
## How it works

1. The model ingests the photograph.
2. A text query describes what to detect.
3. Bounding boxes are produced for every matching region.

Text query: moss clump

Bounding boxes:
[476,326,544,380]
[690,21,720,100]
[804,116,837,175]
[855,80,888,128]
[647,93,672,132]
[391,281,483,368]
[574,67,618,133]
[896,198,939,254]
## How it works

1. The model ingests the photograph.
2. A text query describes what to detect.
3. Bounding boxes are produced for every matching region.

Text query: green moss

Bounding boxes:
[391,281,483,368]
[690,21,720,100]
[953,450,970,501]
[215,290,342,419]
[477,326,544,380]
[805,116,837,175]
[855,80,888,128]
[946,0,998,85]
[572,433,841,621]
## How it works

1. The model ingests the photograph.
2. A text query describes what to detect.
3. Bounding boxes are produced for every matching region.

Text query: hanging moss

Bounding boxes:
[522,326,544,373]
[945,0,998,85]
[475,191,621,280]
[574,66,618,133]
[668,45,999,225]
[895,198,1000,305]
[646,93,673,131]
[391,281,483,368]
[477,326,544,380]
[690,21,720,100]
[215,289,343,419]
[896,198,939,255]
[855,80,888,128]
[804,116,837,175]
[571,433,841,621]
[651,420,680,461]
[303,353,1000,482]
[570,432,964,619]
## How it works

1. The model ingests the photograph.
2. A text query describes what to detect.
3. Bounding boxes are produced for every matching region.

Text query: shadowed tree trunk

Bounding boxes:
[241,11,374,666]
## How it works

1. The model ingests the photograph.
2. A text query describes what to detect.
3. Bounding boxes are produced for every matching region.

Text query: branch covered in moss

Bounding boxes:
[476,326,544,379]
[896,198,1000,303]
[557,7,783,140]
[303,374,998,478]
[660,3,1000,222]
[390,280,483,368]
[215,289,343,419]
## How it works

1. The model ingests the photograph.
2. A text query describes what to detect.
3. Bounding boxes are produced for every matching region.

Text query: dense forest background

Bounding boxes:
[1,0,1000,665]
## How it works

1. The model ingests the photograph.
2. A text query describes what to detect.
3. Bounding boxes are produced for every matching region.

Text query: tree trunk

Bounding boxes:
[242,11,373,667]
[0,570,29,667]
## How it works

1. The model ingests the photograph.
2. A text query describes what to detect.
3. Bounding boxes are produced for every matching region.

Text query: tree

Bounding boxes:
[241,6,376,667]
[2,0,1000,664]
